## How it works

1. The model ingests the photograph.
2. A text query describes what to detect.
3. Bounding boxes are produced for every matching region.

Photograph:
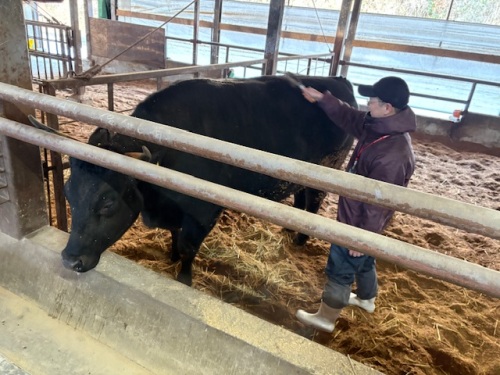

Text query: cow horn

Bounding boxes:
[125,146,152,162]
[28,115,79,141]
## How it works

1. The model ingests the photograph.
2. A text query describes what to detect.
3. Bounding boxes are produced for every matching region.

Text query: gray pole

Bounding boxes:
[340,0,362,77]
[329,0,353,76]
[0,0,48,238]
[192,0,200,66]
[263,0,285,75]
[210,0,223,65]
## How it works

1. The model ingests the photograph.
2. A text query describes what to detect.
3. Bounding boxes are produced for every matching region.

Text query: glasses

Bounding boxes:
[367,98,385,106]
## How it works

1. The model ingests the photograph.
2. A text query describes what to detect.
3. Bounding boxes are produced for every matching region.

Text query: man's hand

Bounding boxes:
[302,87,323,103]
[349,249,364,257]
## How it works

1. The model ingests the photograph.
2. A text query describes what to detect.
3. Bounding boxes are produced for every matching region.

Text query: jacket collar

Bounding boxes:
[365,106,417,136]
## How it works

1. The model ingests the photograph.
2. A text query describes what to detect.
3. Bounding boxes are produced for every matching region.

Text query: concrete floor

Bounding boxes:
[0,287,157,375]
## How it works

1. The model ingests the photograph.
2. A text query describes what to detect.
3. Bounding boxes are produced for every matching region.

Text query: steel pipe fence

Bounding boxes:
[0,82,499,298]
[0,82,498,240]
[0,115,498,298]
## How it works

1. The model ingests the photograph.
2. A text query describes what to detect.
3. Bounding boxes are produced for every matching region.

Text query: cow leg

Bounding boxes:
[293,189,306,210]
[294,188,326,245]
[170,228,180,262]
[176,209,222,286]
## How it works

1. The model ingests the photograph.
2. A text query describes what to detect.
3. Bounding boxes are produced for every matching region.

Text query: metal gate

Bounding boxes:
[23,4,76,231]
[25,19,75,82]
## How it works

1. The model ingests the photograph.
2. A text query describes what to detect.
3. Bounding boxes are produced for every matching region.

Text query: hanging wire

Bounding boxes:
[310,0,333,53]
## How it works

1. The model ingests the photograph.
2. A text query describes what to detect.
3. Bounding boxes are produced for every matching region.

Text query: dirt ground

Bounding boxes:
[54,81,499,375]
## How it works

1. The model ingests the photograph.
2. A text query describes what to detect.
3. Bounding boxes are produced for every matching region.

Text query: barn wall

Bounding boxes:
[357,102,500,156]
[415,113,500,157]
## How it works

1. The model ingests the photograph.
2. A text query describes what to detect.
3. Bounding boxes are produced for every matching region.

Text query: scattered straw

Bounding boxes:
[434,323,441,341]
[347,355,358,375]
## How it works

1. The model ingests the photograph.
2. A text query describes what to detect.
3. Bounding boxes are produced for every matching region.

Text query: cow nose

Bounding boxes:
[62,257,84,272]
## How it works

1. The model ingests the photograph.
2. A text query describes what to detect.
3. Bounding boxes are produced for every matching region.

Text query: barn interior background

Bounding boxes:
[0,0,499,374]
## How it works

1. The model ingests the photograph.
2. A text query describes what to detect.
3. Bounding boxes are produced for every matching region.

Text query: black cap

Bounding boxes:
[358,76,410,109]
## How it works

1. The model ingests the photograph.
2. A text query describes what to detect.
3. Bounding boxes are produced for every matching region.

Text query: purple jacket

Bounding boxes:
[318,91,417,234]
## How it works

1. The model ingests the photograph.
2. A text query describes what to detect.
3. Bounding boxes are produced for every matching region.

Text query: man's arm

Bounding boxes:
[302,87,366,138]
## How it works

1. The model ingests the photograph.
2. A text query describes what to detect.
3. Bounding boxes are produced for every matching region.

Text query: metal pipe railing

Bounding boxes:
[0,116,498,298]
[0,82,498,241]
[344,61,500,114]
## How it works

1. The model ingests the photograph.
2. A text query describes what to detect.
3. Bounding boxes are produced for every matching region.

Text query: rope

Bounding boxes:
[74,0,196,80]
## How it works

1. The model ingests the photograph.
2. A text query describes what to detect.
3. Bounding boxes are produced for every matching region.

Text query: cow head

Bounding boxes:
[62,155,144,272]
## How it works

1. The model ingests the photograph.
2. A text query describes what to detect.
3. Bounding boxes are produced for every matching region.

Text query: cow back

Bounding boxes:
[126,76,355,200]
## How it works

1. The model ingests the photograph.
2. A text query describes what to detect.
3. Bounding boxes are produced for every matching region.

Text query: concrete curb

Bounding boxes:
[0,226,382,375]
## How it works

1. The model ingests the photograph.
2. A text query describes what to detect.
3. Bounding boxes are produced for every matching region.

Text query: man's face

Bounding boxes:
[367,97,394,118]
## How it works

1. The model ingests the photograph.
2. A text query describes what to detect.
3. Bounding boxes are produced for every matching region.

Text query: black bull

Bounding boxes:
[61,75,357,286]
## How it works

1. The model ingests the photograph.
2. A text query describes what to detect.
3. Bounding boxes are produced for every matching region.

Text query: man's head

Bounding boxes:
[359,76,410,117]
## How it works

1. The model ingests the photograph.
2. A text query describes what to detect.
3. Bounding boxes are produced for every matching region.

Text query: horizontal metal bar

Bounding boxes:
[30,52,71,61]
[0,116,498,298]
[43,60,267,89]
[352,40,500,65]
[25,20,70,30]
[166,35,265,54]
[119,9,497,64]
[276,53,333,62]
[343,61,500,87]
[0,82,498,241]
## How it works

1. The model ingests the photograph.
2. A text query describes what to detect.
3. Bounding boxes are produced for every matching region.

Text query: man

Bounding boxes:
[296,76,417,333]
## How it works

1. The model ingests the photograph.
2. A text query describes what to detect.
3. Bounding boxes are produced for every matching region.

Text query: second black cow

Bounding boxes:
[60,75,357,285]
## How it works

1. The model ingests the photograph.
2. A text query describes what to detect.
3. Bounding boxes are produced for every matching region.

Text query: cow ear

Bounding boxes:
[88,128,111,146]
[125,146,152,162]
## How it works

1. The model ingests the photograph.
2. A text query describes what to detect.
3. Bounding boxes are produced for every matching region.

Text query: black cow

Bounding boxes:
[59,75,357,286]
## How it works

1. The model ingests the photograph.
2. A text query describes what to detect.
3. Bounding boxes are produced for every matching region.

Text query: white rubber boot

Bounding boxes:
[348,293,376,313]
[295,301,341,333]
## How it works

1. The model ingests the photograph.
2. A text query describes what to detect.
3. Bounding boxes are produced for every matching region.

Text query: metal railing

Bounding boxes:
[25,20,75,81]
[0,82,499,298]
[343,60,500,115]
[165,35,333,77]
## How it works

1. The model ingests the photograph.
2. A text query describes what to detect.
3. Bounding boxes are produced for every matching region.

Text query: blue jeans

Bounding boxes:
[322,244,378,308]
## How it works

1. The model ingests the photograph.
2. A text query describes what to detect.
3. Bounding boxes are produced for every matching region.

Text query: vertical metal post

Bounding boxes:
[192,0,200,67]
[329,0,353,76]
[110,0,117,20]
[210,0,223,65]
[0,0,48,238]
[263,0,285,76]
[340,0,362,77]
[69,0,85,98]
[463,82,476,113]
[41,83,67,232]
[84,0,93,61]
[107,83,115,112]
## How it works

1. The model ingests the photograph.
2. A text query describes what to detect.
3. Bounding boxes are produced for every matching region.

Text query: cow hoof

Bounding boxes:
[177,273,193,287]
[293,233,309,246]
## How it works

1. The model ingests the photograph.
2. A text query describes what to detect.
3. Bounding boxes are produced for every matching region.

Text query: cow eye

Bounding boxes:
[97,196,118,216]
